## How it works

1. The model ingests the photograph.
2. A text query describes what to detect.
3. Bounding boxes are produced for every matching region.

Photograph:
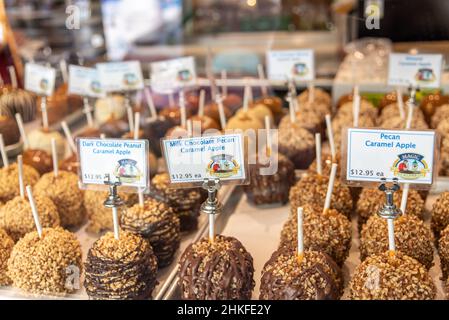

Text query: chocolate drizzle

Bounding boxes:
[178,235,255,300]
[259,250,343,300]
[84,234,158,300]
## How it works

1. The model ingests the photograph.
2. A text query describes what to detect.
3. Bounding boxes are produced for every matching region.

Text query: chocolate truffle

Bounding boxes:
[243,153,295,205]
[278,124,315,170]
[28,129,66,161]
[259,249,343,300]
[22,149,53,175]
[178,235,255,300]
[0,115,20,146]
[438,225,449,280]
[0,163,40,203]
[121,197,180,268]
[356,188,424,231]
[150,173,204,232]
[84,231,158,300]
[34,171,86,228]
[280,204,352,266]
[349,251,436,300]
[289,173,353,219]
[432,192,449,238]
[7,227,82,295]
[0,228,14,286]
[0,195,60,242]
[360,215,434,269]
[84,190,137,234]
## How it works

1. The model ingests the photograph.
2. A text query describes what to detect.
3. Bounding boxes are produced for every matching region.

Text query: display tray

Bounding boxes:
[0,185,236,300]
[164,185,447,300]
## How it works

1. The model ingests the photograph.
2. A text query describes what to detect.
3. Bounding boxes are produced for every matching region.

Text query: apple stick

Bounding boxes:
[8,66,17,88]
[60,59,68,84]
[216,95,227,129]
[257,64,268,97]
[138,188,144,208]
[405,102,414,130]
[289,96,296,123]
[209,212,215,243]
[100,133,106,140]
[323,163,338,213]
[83,98,95,128]
[18,155,25,198]
[26,185,42,238]
[112,207,120,240]
[243,85,250,113]
[297,207,304,260]
[127,107,135,133]
[396,87,405,120]
[315,133,322,175]
[221,70,228,97]
[134,112,140,140]
[388,218,396,256]
[15,113,29,149]
[265,116,272,157]
[179,91,187,128]
[61,121,77,154]
[41,97,49,130]
[325,114,336,162]
[307,82,315,104]
[187,119,193,137]
[0,134,9,167]
[143,88,157,120]
[51,138,59,178]
[198,89,206,117]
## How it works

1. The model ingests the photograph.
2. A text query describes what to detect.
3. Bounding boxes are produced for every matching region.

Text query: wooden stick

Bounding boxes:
[15,113,29,149]
[297,207,304,260]
[144,88,157,120]
[216,96,227,129]
[0,134,9,167]
[127,107,134,133]
[325,114,336,161]
[396,87,405,120]
[198,89,206,117]
[61,121,77,154]
[265,116,272,157]
[41,97,49,130]
[17,155,24,198]
[221,70,228,97]
[83,97,94,128]
[26,185,42,238]
[134,112,140,140]
[51,138,58,177]
[323,163,338,213]
[257,64,268,97]
[179,91,187,128]
[387,218,396,255]
[8,66,17,88]
[315,133,322,175]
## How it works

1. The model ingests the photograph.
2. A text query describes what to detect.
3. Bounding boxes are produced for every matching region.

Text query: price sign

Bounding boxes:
[68,65,104,98]
[97,61,145,92]
[344,128,437,186]
[150,56,197,94]
[266,49,315,81]
[388,53,443,88]
[24,63,56,96]
[162,134,247,186]
[78,138,149,190]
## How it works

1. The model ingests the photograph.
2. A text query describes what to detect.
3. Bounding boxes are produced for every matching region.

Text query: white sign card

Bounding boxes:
[97,61,145,92]
[150,56,197,94]
[78,138,149,190]
[68,65,104,98]
[266,49,315,82]
[162,134,246,186]
[388,53,443,88]
[345,128,437,185]
[24,63,56,96]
